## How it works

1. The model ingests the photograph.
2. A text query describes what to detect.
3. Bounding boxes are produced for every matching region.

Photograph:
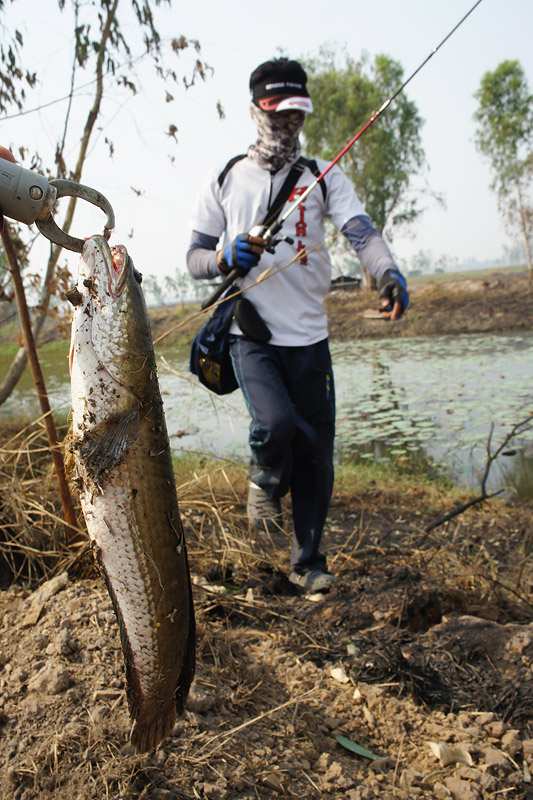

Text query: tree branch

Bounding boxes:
[425,414,533,532]
[0,0,120,407]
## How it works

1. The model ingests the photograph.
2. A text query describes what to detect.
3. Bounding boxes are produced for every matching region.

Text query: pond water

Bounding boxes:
[331,333,533,496]
[1,331,532,496]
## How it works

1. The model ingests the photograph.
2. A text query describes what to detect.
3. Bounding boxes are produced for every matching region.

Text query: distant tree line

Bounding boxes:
[142,270,212,307]
[404,249,522,277]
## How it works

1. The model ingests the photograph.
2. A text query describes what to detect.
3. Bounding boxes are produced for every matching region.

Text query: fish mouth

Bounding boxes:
[79,236,130,299]
[108,243,129,297]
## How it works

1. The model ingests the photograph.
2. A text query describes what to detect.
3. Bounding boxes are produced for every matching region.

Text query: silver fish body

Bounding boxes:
[69,235,195,752]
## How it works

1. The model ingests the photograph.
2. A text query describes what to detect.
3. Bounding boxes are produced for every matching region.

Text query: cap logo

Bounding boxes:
[258,97,284,111]
[258,95,313,113]
[265,81,304,91]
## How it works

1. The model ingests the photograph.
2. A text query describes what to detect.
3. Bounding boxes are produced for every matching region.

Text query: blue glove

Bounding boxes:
[222,234,262,275]
[378,269,409,316]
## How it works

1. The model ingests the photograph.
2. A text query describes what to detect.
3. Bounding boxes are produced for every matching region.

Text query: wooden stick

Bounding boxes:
[1,220,82,546]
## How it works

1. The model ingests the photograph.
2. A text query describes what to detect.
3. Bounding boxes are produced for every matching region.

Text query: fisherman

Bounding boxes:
[186,57,408,594]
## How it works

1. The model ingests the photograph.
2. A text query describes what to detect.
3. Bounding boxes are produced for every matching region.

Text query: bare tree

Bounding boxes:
[426,414,533,532]
[474,60,533,281]
[0,0,211,406]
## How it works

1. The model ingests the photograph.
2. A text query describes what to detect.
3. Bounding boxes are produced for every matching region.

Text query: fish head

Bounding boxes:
[71,235,153,394]
[76,234,134,308]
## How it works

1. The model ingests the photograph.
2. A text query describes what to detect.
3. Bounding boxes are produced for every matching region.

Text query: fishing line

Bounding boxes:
[203,0,485,308]
[274,0,485,235]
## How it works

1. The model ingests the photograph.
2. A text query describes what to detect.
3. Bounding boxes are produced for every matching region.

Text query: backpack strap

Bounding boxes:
[299,157,327,201]
[217,153,327,212]
[261,157,307,227]
[217,154,246,187]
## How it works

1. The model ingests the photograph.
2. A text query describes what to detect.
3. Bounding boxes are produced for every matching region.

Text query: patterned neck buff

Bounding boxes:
[247,103,306,173]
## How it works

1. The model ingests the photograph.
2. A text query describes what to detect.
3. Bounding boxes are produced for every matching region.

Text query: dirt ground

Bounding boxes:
[1,268,533,800]
[326,269,533,341]
[1,469,533,800]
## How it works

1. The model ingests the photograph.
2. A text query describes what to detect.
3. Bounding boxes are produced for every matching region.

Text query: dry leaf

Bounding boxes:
[428,741,473,767]
[330,667,349,684]
[363,705,376,726]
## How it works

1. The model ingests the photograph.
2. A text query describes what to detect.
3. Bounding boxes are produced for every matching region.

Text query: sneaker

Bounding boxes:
[247,482,283,533]
[289,570,336,593]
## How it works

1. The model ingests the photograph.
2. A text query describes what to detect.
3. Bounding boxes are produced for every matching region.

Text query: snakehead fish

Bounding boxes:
[68,235,195,752]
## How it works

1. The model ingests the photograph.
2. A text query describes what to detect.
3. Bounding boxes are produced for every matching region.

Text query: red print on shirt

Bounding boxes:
[289,186,308,265]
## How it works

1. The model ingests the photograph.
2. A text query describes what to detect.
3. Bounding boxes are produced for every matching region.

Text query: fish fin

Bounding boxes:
[174,546,197,714]
[79,406,140,482]
[94,549,143,721]
[94,554,175,754]
[129,540,196,753]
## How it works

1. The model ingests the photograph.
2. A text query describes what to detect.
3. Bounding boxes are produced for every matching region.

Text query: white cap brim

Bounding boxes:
[275,96,313,113]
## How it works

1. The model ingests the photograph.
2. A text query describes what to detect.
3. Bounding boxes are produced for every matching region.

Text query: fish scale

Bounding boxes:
[69,235,195,752]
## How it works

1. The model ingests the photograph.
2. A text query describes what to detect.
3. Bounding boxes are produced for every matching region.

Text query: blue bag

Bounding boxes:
[190,287,239,395]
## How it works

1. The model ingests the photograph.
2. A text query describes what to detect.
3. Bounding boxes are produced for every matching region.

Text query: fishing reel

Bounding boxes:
[248,223,294,253]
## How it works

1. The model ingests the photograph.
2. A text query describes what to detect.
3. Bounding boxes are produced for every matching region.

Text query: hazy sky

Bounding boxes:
[3,0,533,281]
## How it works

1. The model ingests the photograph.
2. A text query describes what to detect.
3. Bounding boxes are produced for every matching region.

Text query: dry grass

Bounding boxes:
[2,415,532,616]
[0,419,290,588]
[176,458,292,580]
[0,418,90,585]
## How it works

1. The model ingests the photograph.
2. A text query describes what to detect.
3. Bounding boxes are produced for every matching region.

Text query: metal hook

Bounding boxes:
[35,179,115,252]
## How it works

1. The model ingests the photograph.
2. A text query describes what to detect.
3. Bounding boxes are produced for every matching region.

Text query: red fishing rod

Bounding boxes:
[203,0,484,309]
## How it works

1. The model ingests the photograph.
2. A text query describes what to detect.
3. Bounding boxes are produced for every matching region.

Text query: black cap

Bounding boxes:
[249,58,313,113]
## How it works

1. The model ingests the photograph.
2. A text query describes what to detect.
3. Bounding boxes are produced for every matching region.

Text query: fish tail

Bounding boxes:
[130,622,194,753]
[130,558,196,753]
[131,705,176,753]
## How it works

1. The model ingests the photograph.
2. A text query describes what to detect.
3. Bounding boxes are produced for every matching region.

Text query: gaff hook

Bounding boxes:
[35,179,115,252]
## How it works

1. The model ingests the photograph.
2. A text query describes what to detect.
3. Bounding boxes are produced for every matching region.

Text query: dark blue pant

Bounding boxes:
[229,336,335,572]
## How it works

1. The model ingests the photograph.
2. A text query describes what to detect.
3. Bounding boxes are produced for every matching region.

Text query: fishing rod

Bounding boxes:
[203,0,484,310]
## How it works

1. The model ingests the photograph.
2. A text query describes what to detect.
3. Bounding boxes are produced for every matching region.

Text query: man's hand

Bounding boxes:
[218,233,265,275]
[378,269,409,320]
[0,147,16,164]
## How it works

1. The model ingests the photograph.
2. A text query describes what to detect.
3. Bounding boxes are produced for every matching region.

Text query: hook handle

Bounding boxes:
[35,179,115,252]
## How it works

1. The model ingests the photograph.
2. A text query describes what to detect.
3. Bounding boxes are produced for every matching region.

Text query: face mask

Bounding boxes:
[247,104,305,173]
